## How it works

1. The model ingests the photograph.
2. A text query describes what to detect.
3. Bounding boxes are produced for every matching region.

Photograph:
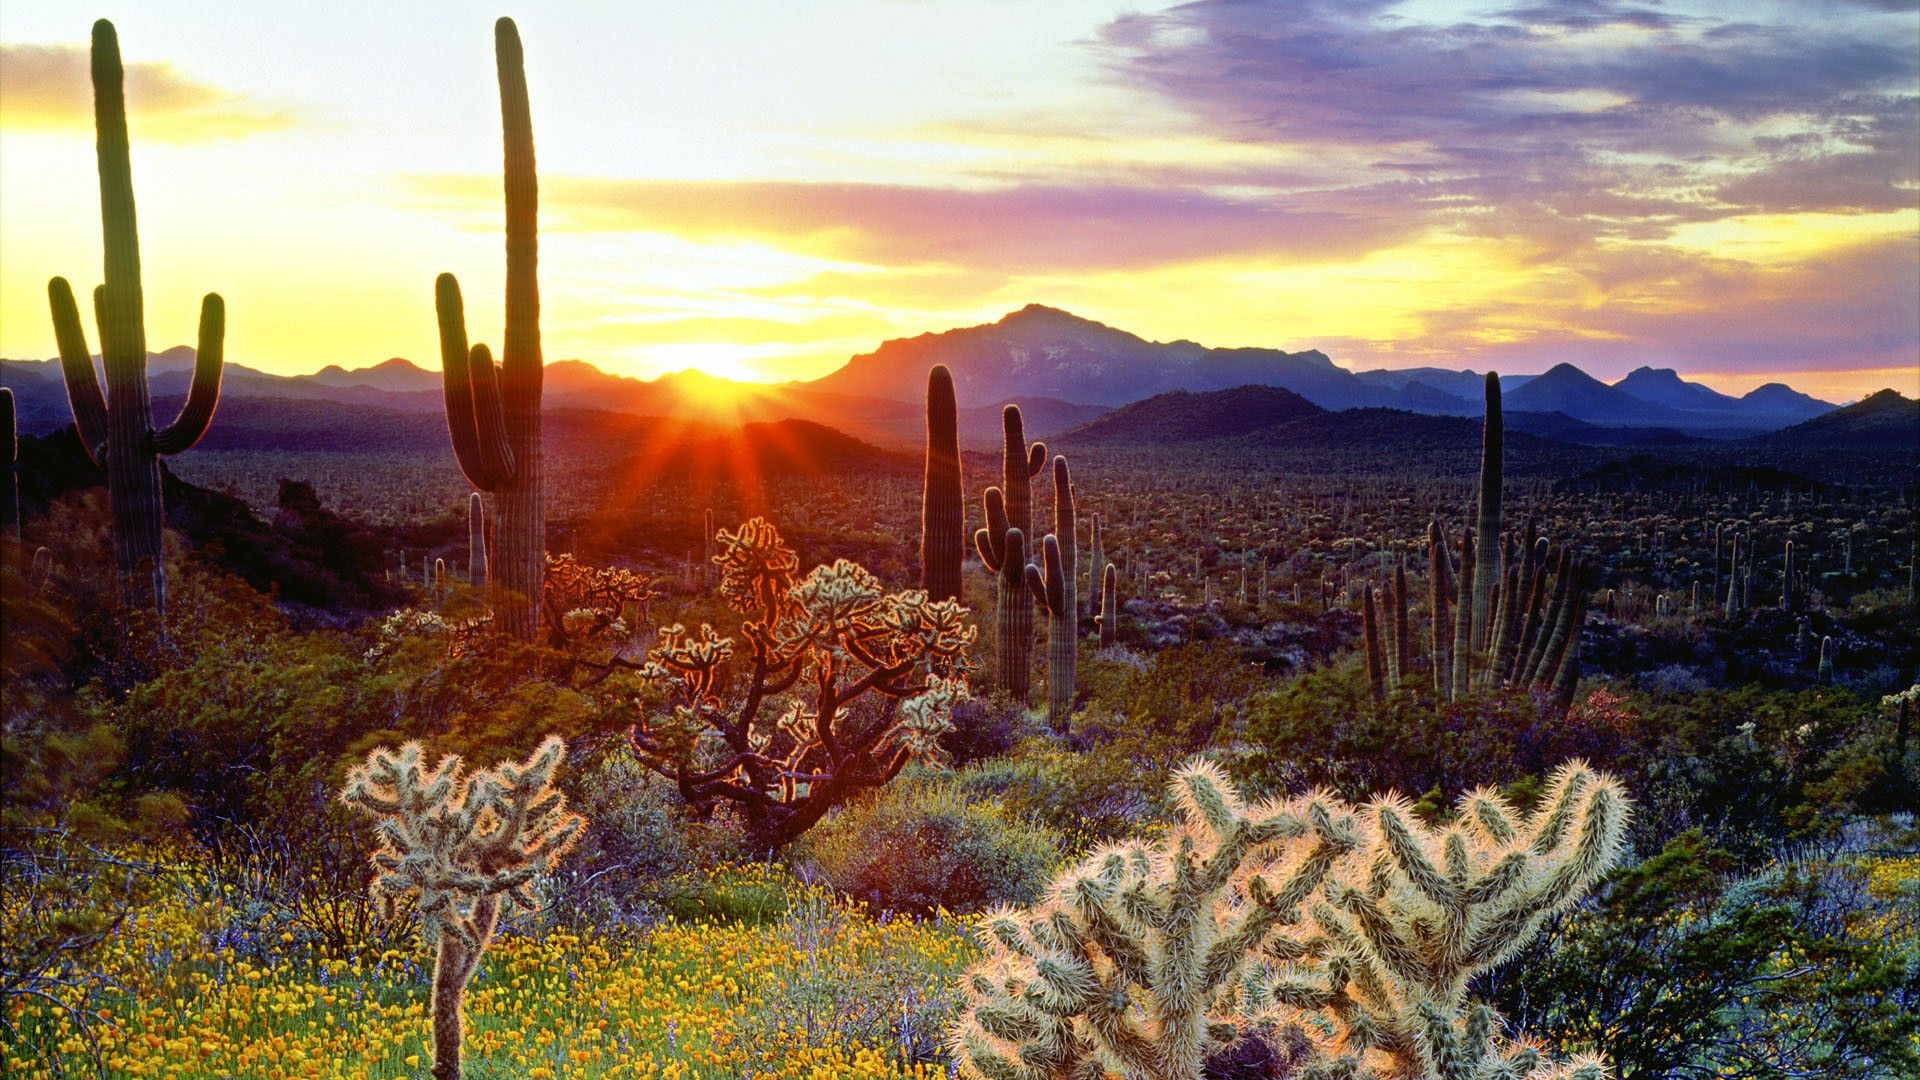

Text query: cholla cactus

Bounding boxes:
[543,552,660,644]
[630,517,975,847]
[953,760,1629,1080]
[341,736,585,1080]
[955,761,1360,1078]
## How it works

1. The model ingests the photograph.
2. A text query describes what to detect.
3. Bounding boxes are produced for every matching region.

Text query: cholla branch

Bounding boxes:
[342,735,585,1080]
[628,517,976,848]
[954,759,1629,1080]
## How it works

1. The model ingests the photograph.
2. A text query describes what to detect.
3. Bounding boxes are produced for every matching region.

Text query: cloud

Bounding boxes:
[412,174,1424,274]
[1094,0,1918,238]
[0,43,295,141]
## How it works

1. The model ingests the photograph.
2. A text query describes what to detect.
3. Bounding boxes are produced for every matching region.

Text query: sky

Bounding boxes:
[1,1,1915,401]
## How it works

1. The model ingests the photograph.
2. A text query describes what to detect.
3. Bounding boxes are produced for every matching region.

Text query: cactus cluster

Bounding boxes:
[48,20,227,613]
[953,758,1628,1080]
[1365,375,1588,709]
[438,18,546,641]
[342,736,585,1080]
[976,405,1048,702]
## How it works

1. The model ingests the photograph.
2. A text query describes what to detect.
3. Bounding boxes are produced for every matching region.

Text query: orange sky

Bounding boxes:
[1,2,1914,401]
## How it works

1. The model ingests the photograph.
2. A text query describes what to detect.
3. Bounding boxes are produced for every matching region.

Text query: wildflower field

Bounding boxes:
[4,862,976,1079]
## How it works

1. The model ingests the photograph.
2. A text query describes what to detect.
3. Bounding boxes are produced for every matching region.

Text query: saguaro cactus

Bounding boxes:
[921,364,964,603]
[1450,525,1476,700]
[467,492,488,589]
[342,736,585,1080]
[48,20,226,611]
[438,18,545,640]
[1,387,17,539]
[1024,455,1077,729]
[975,492,1031,702]
[1098,562,1118,648]
[1087,512,1104,624]
[952,759,1627,1080]
[1363,583,1387,702]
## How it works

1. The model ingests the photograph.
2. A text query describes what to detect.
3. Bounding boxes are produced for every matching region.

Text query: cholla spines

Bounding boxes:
[1024,455,1077,729]
[1098,562,1118,648]
[953,760,1362,1080]
[1,387,16,538]
[953,760,1629,1080]
[47,20,226,613]
[437,18,544,641]
[467,492,488,589]
[922,364,964,603]
[342,735,585,1080]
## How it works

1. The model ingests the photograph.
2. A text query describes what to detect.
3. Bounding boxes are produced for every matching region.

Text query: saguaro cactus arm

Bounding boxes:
[437,275,515,490]
[47,279,109,465]
[150,293,225,454]
[1024,534,1065,614]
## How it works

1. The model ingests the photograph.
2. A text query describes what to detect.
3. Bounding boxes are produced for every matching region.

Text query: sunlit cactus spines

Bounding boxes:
[1098,561,1118,648]
[47,19,226,613]
[1,387,16,538]
[976,486,1033,702]
[922,364,965,603]
[1024,455,1077,729]
[467,492,488,590]
[630,516,975,847]
[341,735,586,1080]
[952,759,1363,1080]
[437,17,545,641]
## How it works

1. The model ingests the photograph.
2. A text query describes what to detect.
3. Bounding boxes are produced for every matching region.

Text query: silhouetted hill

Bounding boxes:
[1507,410,1703,447]
[13,426,410,618]
[809,304,1373,409]
[1748,389,1919,450]
[1054,385,1323,445]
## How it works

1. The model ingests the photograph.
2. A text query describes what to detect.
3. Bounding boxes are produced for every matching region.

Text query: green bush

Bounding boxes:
[798,772,1064,915]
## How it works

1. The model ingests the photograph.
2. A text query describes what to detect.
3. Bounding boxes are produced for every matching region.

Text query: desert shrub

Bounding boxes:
[798,772,1064,915]
[952,739,1171,841]
[1234,661,1628,803]
[1077,639,1263,751]
[1488,831,1920,1078]
[939,691,1035,765]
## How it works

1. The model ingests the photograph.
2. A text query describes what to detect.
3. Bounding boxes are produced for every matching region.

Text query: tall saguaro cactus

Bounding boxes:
[438,18,545,640]
[48,20,226,611]
[921,364,964,603]
[1024,455,1077,729]
[1098,562,1118,648]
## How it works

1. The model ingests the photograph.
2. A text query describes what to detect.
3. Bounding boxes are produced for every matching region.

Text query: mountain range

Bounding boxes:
[0,304,1868,449]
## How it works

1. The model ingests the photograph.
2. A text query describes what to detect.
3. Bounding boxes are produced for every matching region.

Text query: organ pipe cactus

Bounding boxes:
[1024,455,1077,729]
[952,759,1629,1080]
[1450,526,1475,700]
[921,364,964,603]
[342,736,586,1080]
[1471,373,1503,667]
[48,20,226,612]
[1392,559,1410,688]
[1098,562,1118,648]
[467,493,488,589]
[1,387,16,539]
[438,18,545,640]
[1363,583,1386,702]
[1428,519,1451,697]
